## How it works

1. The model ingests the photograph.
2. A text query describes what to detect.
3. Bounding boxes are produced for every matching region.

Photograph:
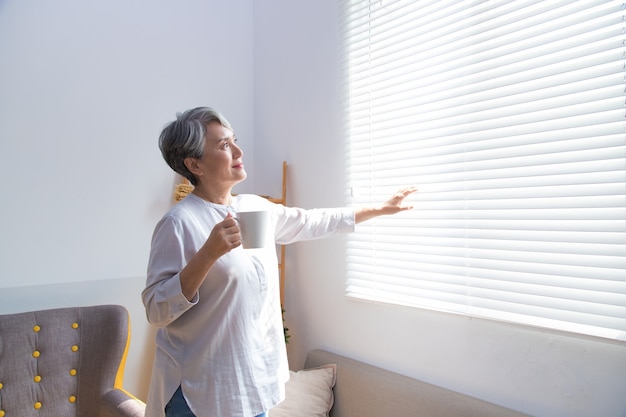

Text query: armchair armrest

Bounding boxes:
[102,389,146,417]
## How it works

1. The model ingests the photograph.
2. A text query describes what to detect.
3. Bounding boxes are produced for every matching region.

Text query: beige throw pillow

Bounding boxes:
[269,364,337,417]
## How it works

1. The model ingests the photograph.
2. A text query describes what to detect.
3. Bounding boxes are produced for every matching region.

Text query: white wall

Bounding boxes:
[0,0,255,400]
[253,2,626,417]
[2,1,625,416]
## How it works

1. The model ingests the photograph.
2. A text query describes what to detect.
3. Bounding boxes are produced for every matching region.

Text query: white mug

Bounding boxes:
[234,211,271,249]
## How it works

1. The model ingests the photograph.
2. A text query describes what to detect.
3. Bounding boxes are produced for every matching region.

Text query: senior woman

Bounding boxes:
[142,106,417,417]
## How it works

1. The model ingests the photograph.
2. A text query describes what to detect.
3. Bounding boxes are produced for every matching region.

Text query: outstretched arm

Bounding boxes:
[354,186,417,224]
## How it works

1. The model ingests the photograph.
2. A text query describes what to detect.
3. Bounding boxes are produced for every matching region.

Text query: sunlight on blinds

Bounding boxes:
[343,0,626,341]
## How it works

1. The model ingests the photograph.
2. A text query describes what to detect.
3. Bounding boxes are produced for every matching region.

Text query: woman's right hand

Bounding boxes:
[206,213,242,257]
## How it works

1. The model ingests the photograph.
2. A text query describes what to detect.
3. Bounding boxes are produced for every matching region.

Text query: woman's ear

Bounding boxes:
[184,157,202,176]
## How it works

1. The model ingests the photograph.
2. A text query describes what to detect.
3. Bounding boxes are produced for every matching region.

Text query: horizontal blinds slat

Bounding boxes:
[344,285,626,338]
[352,169,625,191]
[349,245,626,268]
[346,276,626,315]
[349,114,624,144]
[347,276,626,314]
[350,135,624,160]
[351,131,625,152]
[353,105,623,136]
[351,171,625,189]
[346,279,626,309]
[348,228,626,244]
[346,234,626,253]
[346,260,626,291]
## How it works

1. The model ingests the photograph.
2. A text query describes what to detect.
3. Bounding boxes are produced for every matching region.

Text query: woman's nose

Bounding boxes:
[232,142,243,158]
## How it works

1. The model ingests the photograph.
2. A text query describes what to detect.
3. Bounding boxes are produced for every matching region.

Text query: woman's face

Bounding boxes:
[193,121,247,188]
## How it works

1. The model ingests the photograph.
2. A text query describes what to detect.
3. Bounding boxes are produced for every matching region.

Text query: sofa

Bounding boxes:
[270,349,531,417]
[0,305,145,417]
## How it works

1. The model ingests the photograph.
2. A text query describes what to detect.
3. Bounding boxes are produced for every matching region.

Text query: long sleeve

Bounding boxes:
[272,204,355,245]
[142,214,199,327]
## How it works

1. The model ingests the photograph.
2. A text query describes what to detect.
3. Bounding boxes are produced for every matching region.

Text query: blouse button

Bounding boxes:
[34,401,42,410]
[0,410,5,417]
[71,345,79,352]
[69,369,77,376]
[33,325,41,332]
[69,395,76,403]
[32,350,40,358]
[71,322,79,329]
[34,375,42,383]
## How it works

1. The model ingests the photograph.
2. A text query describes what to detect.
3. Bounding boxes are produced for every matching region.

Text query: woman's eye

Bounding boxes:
[222,138,237,149]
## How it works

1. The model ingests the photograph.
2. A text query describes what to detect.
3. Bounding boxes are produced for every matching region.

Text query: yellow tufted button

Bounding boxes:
[0,382,3,389]
[71,345,79,352]
[33,325,41,332]
[34,401,42,409]
[69,369,77,376]
[0,410,5,417]
[71,322,79,329]
[32,350,40,358]
[34,375,42,383]
[69,395,76,403]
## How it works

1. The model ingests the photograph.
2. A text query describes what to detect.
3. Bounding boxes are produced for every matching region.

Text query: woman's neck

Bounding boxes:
[192,185,232,205]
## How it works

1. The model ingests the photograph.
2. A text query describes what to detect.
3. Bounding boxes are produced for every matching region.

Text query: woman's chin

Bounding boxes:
[234,169,247,182]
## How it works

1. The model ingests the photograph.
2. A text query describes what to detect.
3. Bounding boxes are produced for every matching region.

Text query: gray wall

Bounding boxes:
[0,0,255,400]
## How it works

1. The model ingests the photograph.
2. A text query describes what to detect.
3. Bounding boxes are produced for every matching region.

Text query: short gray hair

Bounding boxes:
[159,107,232,186]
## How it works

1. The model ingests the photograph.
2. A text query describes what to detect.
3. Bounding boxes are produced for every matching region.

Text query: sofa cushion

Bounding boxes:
[270,364,337,417]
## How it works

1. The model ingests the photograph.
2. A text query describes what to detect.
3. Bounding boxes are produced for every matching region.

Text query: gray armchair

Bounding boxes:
[0,304,145,417]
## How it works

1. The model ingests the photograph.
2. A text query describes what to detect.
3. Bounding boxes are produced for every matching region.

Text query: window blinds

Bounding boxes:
[343,0,626,341]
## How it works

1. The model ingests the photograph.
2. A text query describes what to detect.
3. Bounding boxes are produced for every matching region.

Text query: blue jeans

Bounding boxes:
[165,386,267,417]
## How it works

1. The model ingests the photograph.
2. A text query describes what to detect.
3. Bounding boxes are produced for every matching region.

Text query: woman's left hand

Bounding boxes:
[380,186,417,215]
[355,186,418,224]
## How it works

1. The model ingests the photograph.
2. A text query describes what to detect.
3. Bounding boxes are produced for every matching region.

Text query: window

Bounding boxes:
[344,0,626,341]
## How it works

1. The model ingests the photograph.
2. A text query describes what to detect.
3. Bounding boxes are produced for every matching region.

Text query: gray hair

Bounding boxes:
[159,107,233,186]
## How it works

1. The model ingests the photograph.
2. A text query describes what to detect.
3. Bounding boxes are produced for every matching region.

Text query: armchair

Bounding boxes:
[0,304,145,417]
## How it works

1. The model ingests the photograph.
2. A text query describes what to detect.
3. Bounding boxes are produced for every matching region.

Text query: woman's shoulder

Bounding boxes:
[165,193,201,213]
[158,194,212,224]
[232,193,275,209]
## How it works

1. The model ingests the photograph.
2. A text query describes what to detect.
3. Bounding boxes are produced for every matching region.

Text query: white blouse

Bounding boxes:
[142,193,354,417]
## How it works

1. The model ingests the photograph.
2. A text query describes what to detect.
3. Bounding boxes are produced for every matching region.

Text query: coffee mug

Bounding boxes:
[234,211,271,249]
